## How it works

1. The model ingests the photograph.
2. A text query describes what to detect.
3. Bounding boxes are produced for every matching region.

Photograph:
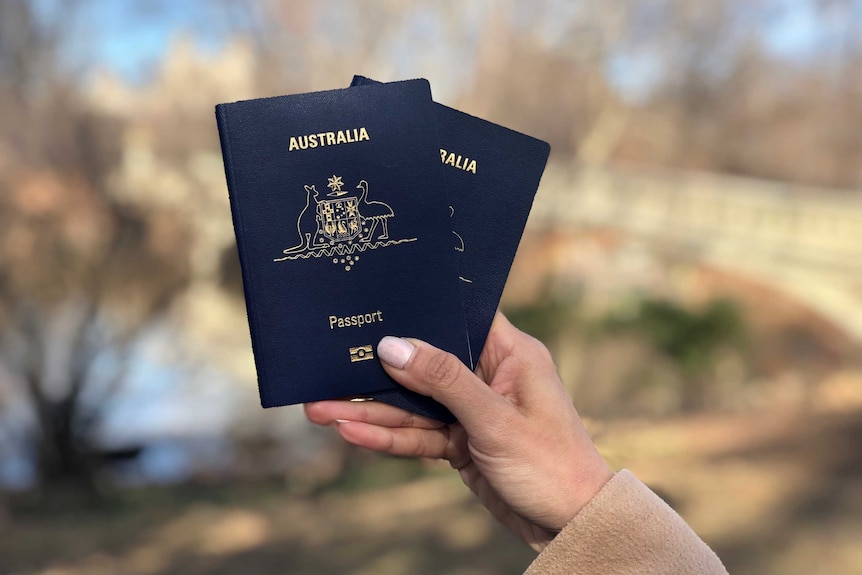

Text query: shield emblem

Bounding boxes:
[317,197,361,242]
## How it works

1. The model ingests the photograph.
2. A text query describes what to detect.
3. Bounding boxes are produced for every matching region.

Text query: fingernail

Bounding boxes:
[377,336,415,369]
[335,419,351,424]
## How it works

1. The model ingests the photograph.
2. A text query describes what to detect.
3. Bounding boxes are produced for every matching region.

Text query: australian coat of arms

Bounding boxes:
[274,175,416,271]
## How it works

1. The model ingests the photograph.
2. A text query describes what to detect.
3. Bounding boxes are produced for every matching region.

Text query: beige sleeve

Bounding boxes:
[523,470,728,575]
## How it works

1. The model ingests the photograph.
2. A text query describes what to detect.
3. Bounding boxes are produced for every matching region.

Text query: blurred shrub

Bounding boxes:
[600,298,748,411]
[506,292,749,414]
[505,286,582,345]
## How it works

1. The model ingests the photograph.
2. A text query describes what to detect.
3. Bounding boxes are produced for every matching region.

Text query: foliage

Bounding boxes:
[601,297,748,410]
[504,287,582,345]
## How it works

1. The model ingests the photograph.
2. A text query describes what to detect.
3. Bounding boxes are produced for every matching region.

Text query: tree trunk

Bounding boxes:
[34,400,98,493]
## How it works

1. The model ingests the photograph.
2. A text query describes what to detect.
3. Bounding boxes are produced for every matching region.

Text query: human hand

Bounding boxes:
[304,312,613,551]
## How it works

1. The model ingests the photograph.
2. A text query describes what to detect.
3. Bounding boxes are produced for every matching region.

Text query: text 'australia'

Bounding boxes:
[289,128,370,151]
[440,149,477,174]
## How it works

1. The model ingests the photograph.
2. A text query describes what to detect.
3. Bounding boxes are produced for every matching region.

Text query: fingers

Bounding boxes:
[304,400,445,430]
[376,336,512,429]
[476,312,567,412]
[335,421,468,463]
[487,311,522,348]
[304,401,469,464]
[478,312,525,364]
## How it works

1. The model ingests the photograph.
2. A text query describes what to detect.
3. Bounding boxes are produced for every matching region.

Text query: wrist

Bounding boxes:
[555,457,614,531]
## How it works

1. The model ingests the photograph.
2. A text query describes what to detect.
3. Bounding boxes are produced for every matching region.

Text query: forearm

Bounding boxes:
[524,470,728,575]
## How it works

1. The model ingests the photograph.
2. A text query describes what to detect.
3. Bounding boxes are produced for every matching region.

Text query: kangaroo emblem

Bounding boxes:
[282,185,320,254]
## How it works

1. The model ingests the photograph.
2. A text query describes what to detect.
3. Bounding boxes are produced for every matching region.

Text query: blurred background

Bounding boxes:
[1,0,862,573]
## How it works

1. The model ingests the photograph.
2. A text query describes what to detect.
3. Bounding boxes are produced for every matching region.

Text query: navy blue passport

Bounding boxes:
[216,79,471,407]
[351,76,551,422]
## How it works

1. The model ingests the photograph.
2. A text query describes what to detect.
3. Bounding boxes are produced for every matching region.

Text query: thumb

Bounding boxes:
[376,336,511,428]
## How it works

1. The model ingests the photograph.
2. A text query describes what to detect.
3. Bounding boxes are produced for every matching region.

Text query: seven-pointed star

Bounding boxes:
[327,175,344,192]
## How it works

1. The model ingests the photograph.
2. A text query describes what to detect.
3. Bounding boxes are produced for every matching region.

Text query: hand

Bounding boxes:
[304,312,613,551]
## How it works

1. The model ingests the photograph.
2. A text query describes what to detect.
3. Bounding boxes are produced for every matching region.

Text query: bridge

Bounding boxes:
[528,164,862,342]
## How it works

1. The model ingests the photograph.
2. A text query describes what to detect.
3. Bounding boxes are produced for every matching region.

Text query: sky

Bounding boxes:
[34,0,253,84]
[763,0,861,60]
[34,0,855,92]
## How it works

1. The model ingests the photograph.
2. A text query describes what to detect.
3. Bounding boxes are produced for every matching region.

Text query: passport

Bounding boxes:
[216,79,472,407]
[351,76,551,422]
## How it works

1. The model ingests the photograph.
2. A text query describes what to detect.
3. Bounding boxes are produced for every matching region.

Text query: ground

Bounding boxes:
[2,405,862,575]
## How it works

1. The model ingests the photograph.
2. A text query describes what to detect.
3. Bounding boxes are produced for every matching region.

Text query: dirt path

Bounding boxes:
[596,407,862,575]
[3,407,861,574]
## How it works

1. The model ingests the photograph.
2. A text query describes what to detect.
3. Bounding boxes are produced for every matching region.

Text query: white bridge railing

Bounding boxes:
[530,164,862,341]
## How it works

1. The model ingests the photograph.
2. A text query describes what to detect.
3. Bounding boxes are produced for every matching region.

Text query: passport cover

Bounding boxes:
[351,75,551,422]
[216,79,472,407]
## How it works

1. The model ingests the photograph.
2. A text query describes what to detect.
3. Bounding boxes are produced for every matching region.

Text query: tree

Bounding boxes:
[0,0,190,489]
